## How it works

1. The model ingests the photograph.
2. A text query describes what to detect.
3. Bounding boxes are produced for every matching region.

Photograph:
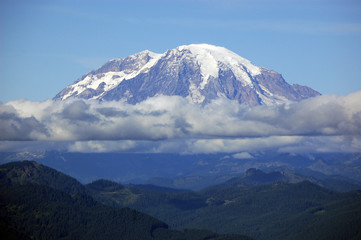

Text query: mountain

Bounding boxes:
[0,161,252,240]
[1,184,170,240]
[2,151,361,191]
[84,175,361,240]
[54,44,320,105]
[0,160,88,195]
[86,178,361,240]
[202,167,361,193]
[2,161,361,240]
[193,181,361,240]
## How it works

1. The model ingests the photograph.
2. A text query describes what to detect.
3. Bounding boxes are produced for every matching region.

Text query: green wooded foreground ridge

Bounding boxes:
[1,161,361,240]
[0,161,251,240]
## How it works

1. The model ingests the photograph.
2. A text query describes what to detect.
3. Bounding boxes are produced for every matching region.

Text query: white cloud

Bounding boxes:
[68,140,137,153]
[185,136,303,154]
[0,90,360,153]
[232,152,254,159]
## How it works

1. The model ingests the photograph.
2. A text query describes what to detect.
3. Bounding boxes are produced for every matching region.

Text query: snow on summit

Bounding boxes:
[178,43,262,78]
[54,44,320,105]
[59,50,163,100]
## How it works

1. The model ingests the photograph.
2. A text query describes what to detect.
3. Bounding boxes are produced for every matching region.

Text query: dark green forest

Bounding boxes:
[0,161,251,240]
[86,169,361,240]
[1,161,361,240]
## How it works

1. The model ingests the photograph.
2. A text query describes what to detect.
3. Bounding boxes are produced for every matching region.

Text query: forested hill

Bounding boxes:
[85,171,361,240]
[0,161,252,240]
[2,161,361,240]
[0,160,88,195]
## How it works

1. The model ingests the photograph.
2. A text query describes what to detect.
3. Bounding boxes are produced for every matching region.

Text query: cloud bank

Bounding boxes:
[1,90,361,154]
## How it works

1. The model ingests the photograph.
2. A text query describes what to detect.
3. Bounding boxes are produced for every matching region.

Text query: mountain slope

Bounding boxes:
[54,44,320,105]
[206,168,361,192]
[0,184,170,240]
[2,161,360,240]
[191,181,361,240]
[0,160,88,195]
[0,161,252,240]
[85,174,361,240]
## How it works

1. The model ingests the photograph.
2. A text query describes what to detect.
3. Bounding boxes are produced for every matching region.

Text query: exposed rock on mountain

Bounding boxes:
[54,44,320,105]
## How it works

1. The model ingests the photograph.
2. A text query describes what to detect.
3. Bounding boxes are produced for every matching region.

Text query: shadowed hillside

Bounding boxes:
[0,161,252,240]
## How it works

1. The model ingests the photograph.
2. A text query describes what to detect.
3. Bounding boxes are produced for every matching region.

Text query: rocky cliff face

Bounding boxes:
[54,44,320,105]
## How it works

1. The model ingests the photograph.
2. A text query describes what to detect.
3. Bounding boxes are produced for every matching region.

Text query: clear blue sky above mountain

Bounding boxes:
[1,0,361,103]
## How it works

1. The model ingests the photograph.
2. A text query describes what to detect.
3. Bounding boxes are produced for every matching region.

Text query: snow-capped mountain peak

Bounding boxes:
[54,44,320,105]
[178,43,261,78]
[57,50,163,101]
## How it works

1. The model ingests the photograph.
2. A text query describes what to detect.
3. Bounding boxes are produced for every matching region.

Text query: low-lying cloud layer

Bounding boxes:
[1,90,361,154]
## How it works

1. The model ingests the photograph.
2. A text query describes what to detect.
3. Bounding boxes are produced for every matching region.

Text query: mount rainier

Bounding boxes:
[54,44,320,105]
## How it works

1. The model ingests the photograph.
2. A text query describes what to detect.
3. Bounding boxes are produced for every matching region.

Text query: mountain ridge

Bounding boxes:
[0,161,253,240]
[2,161,361,240]
[54,44,320,105]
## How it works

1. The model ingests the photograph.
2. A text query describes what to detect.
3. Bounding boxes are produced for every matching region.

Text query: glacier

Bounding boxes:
[54,43,320,105]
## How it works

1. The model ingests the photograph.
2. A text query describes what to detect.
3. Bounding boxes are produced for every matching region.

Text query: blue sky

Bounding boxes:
[1,0,361,103]
[1,0,361,155]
